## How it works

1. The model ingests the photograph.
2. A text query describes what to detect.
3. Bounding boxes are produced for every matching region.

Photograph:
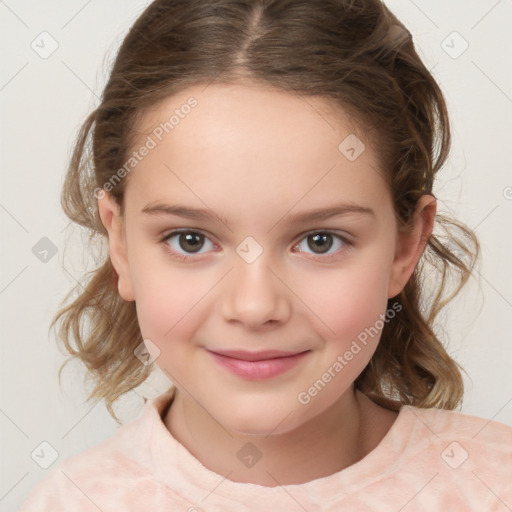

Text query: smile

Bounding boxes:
[206,349,310,380]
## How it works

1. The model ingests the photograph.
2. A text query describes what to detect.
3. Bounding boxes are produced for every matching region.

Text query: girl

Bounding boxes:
[21,0,512,510]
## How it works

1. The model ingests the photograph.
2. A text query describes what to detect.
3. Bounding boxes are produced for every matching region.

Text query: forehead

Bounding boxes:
[124,81,389,220]
[133,81,369,155]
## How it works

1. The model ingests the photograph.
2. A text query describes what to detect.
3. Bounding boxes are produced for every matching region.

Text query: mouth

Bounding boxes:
[206,348,311,380]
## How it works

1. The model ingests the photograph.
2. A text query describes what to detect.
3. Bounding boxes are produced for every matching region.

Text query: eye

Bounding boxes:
[161,230,216,260]
[160,229,351,262]
[293,231,349,258]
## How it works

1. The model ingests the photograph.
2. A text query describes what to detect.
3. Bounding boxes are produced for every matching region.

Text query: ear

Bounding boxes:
[387,195,436,299]
[97,192,135,302]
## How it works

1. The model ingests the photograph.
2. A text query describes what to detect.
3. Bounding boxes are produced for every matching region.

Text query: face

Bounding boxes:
[99,81,433,435]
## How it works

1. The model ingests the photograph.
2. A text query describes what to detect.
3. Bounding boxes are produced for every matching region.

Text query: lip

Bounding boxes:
[206,349,310,380]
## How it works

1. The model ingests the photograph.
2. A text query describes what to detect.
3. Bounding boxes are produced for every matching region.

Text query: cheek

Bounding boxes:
[291,264,393,414]
[133,270,210,379]
[303,257,393,342]
[129,251,208,346]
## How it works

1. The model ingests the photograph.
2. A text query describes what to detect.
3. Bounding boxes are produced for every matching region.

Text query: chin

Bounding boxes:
[216,405,304,437]
[229,419,292,437]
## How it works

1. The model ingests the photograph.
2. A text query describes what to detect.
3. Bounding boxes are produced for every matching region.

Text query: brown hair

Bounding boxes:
[52,0,479,421]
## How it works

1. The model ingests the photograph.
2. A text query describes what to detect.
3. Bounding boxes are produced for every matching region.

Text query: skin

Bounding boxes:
[98,80,436,486]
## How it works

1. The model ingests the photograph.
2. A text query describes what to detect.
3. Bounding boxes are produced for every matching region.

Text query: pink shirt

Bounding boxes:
[20,387,512,511]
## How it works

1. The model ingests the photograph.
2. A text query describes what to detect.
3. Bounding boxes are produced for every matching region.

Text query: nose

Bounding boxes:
[220,254,292,330]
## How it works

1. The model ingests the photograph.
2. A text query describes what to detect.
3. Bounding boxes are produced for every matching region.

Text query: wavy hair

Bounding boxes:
[51,0,479,420]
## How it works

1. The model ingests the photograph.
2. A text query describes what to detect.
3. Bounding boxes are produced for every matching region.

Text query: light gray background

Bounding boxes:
[1,0,511,510]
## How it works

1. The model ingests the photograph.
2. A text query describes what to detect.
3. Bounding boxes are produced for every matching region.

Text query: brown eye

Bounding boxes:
[294,231,349,258]
[178,232,204,253]
[162,230,215,259]
[307,233,334,254]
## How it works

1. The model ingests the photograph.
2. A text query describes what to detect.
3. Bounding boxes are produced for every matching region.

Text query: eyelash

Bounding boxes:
[159,228,352,262]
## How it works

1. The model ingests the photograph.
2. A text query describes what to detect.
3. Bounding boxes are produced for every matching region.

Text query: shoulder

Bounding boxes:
[19,418,148,511]
[403,404,512,450]
[19,390,184,511]
[388,405,512,507]
[341,405,512,509]
[399,404,512,467]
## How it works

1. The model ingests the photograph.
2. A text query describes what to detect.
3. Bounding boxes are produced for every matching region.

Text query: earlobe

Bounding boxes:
[97,193,135,302]
[387,195,436,299]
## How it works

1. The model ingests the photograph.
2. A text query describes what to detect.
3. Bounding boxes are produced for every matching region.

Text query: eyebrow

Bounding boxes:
[141,202,375,227]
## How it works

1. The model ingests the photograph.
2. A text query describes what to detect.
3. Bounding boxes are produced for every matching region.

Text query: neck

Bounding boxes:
[163,386,394,486]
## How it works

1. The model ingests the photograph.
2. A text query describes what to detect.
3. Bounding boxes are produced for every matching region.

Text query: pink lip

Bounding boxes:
[206,349,310,380]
